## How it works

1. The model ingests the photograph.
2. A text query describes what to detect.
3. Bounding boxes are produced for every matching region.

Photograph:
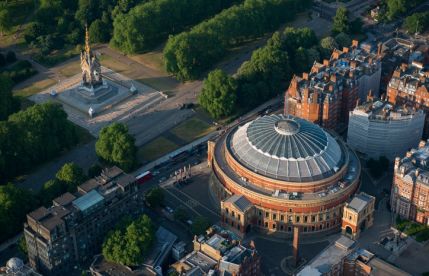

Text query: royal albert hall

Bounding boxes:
[208,114,361,236]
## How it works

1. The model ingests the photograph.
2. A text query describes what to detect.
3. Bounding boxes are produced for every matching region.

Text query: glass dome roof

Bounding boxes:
[229,114,344,182]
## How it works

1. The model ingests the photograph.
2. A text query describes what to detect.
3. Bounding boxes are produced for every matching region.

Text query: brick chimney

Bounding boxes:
[419,140,426,149]
[332,51,340,60]
[330,74,337,83]
[352,40,359,48]
[323,59,330,67]
[343,47,349,53]
[302,72,309,80]
[394,157,401,170]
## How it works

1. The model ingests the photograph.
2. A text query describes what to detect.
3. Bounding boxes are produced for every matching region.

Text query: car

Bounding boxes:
[158,176,167,183]
[165,206,174,214]
[186,219,193,225]
[153,170,160,176]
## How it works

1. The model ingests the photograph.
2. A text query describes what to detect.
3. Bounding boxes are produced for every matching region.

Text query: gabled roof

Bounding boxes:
[225,195,252,212]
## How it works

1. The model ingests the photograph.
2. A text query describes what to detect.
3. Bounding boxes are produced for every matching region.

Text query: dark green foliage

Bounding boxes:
[335,32,352,49]
[0,184,38,242]
[403,12,429,34]
[39,162,86,206]
[191,216,210,235]
[199,70,237,119]
[235,28,318,111]
[18,236,27,255]
[1,60,38,84]
[111,0,238,53]
[0,102,79,182]
[164,0,311,80]
[96,123,137,171]
[5,51,16,63]
[350,18,363,34]
[89,19,110,43]
[173,207,189,222]
[332,7,349,35]
[320,36,338,59]
[145,187,164,208]
[385,0,425,21]
[0,75,15,120]
[56,162,86,190]
[102,215,155,266]
[0,53,5,67]
[0,7,12,36]
[88,164,102,178]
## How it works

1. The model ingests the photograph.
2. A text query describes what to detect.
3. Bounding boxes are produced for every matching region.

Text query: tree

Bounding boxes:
[335,33,352,49]
[191,216,210,235]
[320,36,338,59]
[95,123,137,171]
[145,187,164,208]
[332,7,349,35]
[0,184,38,242]
[199,70,237,119]
[350,18,363,34]
[386,0,407,21]
[173,207,189,222]
[403,12,429,34]
[18,236,27,255]
[0,8,12,36]
[89,19,110,43]
[56,162,86,191]
[0,75,15,120]
[39,179,66,206]
[102,215,155,266]
[88,163,102,178]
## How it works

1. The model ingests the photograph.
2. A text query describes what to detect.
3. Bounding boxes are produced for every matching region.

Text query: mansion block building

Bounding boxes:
[391,140,429,225]
[388,61,429,138]
[286,40,381,130]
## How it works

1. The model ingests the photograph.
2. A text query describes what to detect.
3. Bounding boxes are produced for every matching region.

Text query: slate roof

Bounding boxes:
[225,195,252,212]
[229,114,344,182]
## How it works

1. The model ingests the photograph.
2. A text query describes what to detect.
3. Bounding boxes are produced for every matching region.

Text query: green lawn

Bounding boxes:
[170,117,214,143]
[13,78,57,97]
[138,136,179,163]
[396,217,429,242]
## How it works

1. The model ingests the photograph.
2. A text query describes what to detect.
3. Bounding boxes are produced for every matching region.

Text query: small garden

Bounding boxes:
[396,216,429,242]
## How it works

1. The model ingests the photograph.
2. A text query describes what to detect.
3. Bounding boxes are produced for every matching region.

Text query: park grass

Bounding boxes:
[57,61,81,78]
[99,54,131,75]
[138,136,179,163]
[13,78,57,97]
[170,117,214,143]
[130,51,165,72]
[34,46,81,68]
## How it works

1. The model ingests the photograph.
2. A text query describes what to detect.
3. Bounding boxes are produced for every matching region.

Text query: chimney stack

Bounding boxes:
[293,226,300,267]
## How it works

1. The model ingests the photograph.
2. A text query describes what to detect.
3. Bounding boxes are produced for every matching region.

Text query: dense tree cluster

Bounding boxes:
[95,123,137,172]
[198,70,237,119]
[332,7,362,36]
[199,27,320,117]
[0,102,79,182]
[111,0,239,53]
[403,12,429,34]
[16,0,147,60]
[102,215,155,266]
[191,216,210,235]
[163,0,311,80]
[380,0,425,21]
[236,28,318,110]
[0,184,38,242]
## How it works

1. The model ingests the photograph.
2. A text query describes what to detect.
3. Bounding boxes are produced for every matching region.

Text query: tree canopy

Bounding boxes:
[332,7,349,35]
[0,75,15,120]
[199,70,237,119]
[145,187,164,208]
[56,162,87,190]
[191,216,210,235]
[403,12,429,34]
[0,102,79,182]
[111,0,238,53]
[102,215,155,266]
[0,184,38,242]
[163,0,311,80]
[95,123,137,172]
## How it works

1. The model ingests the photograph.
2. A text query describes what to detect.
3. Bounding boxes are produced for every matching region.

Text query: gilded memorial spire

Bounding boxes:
[85,24,91,55]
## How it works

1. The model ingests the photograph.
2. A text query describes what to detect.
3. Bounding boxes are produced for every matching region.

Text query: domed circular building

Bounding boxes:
[208,114,361,236]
